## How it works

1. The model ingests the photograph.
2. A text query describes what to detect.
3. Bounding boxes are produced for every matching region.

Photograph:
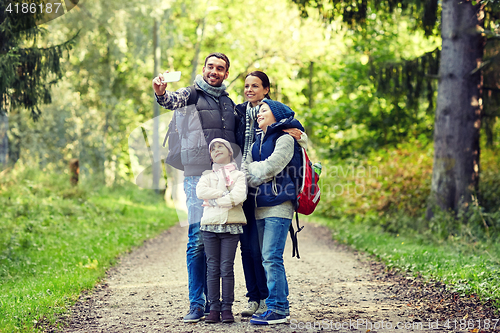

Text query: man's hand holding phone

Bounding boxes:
[152,71,181,96]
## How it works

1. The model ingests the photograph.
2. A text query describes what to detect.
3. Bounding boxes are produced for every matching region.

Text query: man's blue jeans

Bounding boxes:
[256,217,292,316]
[184,175,208,310]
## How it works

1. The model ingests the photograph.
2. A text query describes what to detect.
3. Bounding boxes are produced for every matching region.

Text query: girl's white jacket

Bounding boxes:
[196,168,247,225]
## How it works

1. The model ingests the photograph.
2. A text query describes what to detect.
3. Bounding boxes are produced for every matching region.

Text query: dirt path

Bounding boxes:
[58,221,498,332]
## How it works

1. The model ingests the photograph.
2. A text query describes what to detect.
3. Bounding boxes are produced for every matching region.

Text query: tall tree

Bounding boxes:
[291,0,500,214]
[429,1,484,216]
[0,0,75,168]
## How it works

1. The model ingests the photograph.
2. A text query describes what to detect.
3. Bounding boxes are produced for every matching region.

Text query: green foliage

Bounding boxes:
[316,139,433,219]
[0,1,77,119]
[290,0,441,35]
[318,127,500,214]
[479,147,500,210]
[302,11,439,158]
[9,0,335,180]
[0,165,180,332]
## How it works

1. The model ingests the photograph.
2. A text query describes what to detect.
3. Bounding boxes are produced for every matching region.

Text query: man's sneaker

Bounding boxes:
[241,301,259,317]
[254,299,267,315]
[183,307,205,323]
[204,304,211,316]
[250,310,287,325]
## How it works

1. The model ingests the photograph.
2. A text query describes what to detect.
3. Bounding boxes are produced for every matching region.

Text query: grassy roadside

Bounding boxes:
[0,168,182,332]
[309,214,500,312]
[309,141,500,312]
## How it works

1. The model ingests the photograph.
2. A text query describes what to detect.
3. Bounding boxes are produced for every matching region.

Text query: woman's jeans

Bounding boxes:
[184,176,208,310]
[202,231,240,311]
[240,199,269,302]
[256,217,292,316]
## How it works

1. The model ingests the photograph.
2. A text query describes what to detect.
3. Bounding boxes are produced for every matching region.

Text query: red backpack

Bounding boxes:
[297,147,321,215]
[289,147,321,258]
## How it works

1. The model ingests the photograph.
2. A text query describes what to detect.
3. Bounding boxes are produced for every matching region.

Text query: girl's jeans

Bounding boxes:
[202,231,240,311]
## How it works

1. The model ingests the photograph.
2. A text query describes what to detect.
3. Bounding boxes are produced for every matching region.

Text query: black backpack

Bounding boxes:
[162,86,199,170]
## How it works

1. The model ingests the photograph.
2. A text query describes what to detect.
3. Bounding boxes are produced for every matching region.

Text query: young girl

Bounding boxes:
[245,99,303,325]
[196,138,247,323]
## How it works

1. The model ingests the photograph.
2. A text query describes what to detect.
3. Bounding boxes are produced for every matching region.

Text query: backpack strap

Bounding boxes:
[289,211,304,258]
[163,85,198,148]
[162,113,175,147]
[186,84,198,106]
[286,137,304,259]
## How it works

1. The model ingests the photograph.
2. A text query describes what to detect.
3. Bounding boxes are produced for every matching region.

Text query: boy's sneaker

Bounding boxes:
[254,299,267,315]
[241,301,259,317]
[183,307,205,323]
[250,310,287,325]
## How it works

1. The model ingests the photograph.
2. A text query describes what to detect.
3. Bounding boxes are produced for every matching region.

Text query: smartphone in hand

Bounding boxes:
[162,71,181,83]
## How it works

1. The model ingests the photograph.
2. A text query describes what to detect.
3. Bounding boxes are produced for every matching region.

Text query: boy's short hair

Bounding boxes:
[204,53,230,71]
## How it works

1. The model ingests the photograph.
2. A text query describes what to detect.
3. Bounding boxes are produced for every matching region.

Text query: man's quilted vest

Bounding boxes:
[181,86,238,176]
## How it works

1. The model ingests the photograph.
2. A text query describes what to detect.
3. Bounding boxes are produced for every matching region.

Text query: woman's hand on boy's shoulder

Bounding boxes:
[283,128,303,140]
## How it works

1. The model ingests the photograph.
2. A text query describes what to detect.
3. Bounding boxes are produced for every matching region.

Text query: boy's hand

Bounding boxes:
[152,72,168,96]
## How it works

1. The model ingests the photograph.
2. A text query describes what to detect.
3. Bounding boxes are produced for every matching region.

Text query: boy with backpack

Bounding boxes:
[245,99,304,325]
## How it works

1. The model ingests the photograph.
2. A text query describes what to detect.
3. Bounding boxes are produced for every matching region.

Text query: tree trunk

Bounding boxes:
[427,0,484,217]
[0,112,8,169]
[190,16,206,83]
[153,19,161,192]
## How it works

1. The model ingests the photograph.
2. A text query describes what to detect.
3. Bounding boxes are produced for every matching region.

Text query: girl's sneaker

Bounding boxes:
[250,310,287,325]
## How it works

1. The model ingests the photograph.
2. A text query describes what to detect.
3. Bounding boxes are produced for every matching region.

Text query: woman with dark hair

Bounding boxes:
[236,71,307,317]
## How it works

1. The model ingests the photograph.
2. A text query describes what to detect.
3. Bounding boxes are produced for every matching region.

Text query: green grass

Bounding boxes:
[310,214,500,311]
[0,167,182,332]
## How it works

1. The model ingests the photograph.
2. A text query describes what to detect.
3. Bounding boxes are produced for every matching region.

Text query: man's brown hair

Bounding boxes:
[204,53,230,71]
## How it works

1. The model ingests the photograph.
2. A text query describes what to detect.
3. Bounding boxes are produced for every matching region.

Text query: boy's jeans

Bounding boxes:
[184,176,208,310]
[256,216,292,316]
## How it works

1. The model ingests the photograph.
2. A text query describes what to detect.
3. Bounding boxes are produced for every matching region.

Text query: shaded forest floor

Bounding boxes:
[52,222,499,332]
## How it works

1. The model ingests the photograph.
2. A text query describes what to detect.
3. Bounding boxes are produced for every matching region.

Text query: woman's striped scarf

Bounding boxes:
[241,102,262,172]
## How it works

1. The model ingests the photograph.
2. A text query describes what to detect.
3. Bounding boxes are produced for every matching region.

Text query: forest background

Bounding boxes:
[1,0,500,331]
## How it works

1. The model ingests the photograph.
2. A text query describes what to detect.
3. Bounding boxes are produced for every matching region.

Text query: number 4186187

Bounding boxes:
[442,319,499,330]
[5,2,63,14]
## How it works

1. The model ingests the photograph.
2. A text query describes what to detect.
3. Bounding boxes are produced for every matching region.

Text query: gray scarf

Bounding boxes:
[195,74,227,98]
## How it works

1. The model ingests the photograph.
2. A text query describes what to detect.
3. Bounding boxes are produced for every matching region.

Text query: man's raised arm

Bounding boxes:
[152,71,191,110]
